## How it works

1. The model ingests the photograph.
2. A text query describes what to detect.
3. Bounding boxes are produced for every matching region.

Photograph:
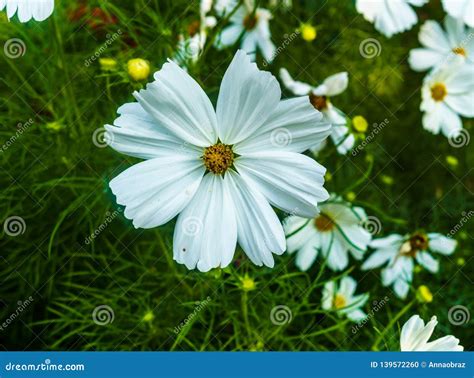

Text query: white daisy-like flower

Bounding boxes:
[322,276,369,322]
[284,199,372,271]
[105,50,331,272]
[279,68,354,155]
[356,0,429,38]
[362,232,457,299]
[0,0,54,22]
[442,0,474,28]
[421,58,474,138]
[175,0,217,67]
[409,16,474,72]
[216,0,276,63]
[401,315,464,351]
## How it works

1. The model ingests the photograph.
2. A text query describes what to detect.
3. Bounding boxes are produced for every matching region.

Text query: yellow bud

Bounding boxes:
[417,285,433,303]
[142,311,155,322]
[127,58,150,81]
[300,24,317,42]
[346,191,356,202]
[414,265,422,274]
[445,155,458,168]
[46,121,63,131]
[380,174,394,186]
[99,58,118,71]
[325,171,332,182]
[457,257,465,266]
[241,275,256,291]
[352,115,368,133]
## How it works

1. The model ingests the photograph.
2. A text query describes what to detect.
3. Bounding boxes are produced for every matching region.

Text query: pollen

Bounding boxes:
[309,93,328,110]
[243,14,258,30]
[202,143,234,175]
[314,214,335,232]
[452,47,466,57]
[333,294,347,309]
[430,83,447,102]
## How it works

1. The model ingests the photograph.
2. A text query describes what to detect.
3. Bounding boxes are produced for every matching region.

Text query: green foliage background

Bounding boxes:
[0,0,472,351]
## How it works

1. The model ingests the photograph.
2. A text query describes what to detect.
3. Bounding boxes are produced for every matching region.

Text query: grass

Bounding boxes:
[0,0,472,351]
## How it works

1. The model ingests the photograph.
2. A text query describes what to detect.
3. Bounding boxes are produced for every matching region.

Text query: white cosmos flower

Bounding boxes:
[356,0,428,38]
[322,276,369,322]
[442,0,474,28]
[401,315,464,351]
[409,16,474,72]
[284,199,372,271]
[421,58,474,138]
[0,0,54,22]
[105,50,331,272]
[175,0,217,67]
[216,0,276,63]
[362,232,457,299]
[279,68,354,155]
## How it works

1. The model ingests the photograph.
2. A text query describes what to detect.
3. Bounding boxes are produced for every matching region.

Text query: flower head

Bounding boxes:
[106,50,330,272]
[127,59,151,81]
[1,0,54,22]
[322,276,369,322]
[400,315,463,351]
[300,23,317,41]
[442,0,474,28]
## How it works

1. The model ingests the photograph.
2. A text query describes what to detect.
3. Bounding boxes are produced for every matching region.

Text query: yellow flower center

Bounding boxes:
[314,214,335,232]
[301,24,317,41]
[352,115,368,133]
[243,14,258,30]
[452,47,466,57]
[417,285,433,303]
[202,143,234,175]
[400,233,429,258]
[333,294,347,309]
[309,94,328,111]
[430,83,447,102]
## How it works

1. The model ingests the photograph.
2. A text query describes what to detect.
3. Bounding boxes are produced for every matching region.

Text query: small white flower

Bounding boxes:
[106,50,331,272]
[401,315,464,351]
[442,0,474,28]
[322,276,369,322]
[362,233,457,299]
[420,58,474,138]
[216,0,276,63]
[284,199,372,271]
[356,0,428,38]
[409,16,474,72]
[280,68,353,155]
[0,0,54,22]
[174,0,217,67]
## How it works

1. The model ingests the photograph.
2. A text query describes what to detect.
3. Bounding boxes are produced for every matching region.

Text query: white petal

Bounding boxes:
[416,251,439,273]
[428,233,457,255]
[362,249,396,270]
[320,72,349,97]
[134,60,218,147]
[225,171,285,268]
[217,23,244,47]
[393,278,410,299]
[418,20,451,52]
[235,151,329,218]
[295,235,319,271]
[284,218,315,253]
[279,68,313,96]
[110,157,205,229]
[424,335,464,351]
[324,234,349,271]
[105,102,198,159]
[216,50,281,144]
[346,309,367,322]
[339,276,357,298]
[445,93,474,118]
[256,32,276,63]
[322,281,336,310]
[234,97,331,154]
[173,174,237,271]
[400,315,426,351]
[408,48,444,72]
[370,234,404,249]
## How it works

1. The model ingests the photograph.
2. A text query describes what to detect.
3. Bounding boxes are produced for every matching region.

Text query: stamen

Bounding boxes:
[202,143,234,175]
[309,94,328,110]
[243,14,258,30]
[430,83,447,102]
[334,294,347,309]
[399,233,429,258]
[187,20,201,37]
[314,214,335,232]
[452,47,466,57]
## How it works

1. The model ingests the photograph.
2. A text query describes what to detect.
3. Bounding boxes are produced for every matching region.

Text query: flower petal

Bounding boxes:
[428,233,457,255]
[216,50,281,144]
[400,314,426,351]
[416,251,439,273]
[173,174,237,271]
[295,234,319,271]
[362,249,396,270]
[339,276,357,298]
[279,68,313,96]
[424,335,464,351]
